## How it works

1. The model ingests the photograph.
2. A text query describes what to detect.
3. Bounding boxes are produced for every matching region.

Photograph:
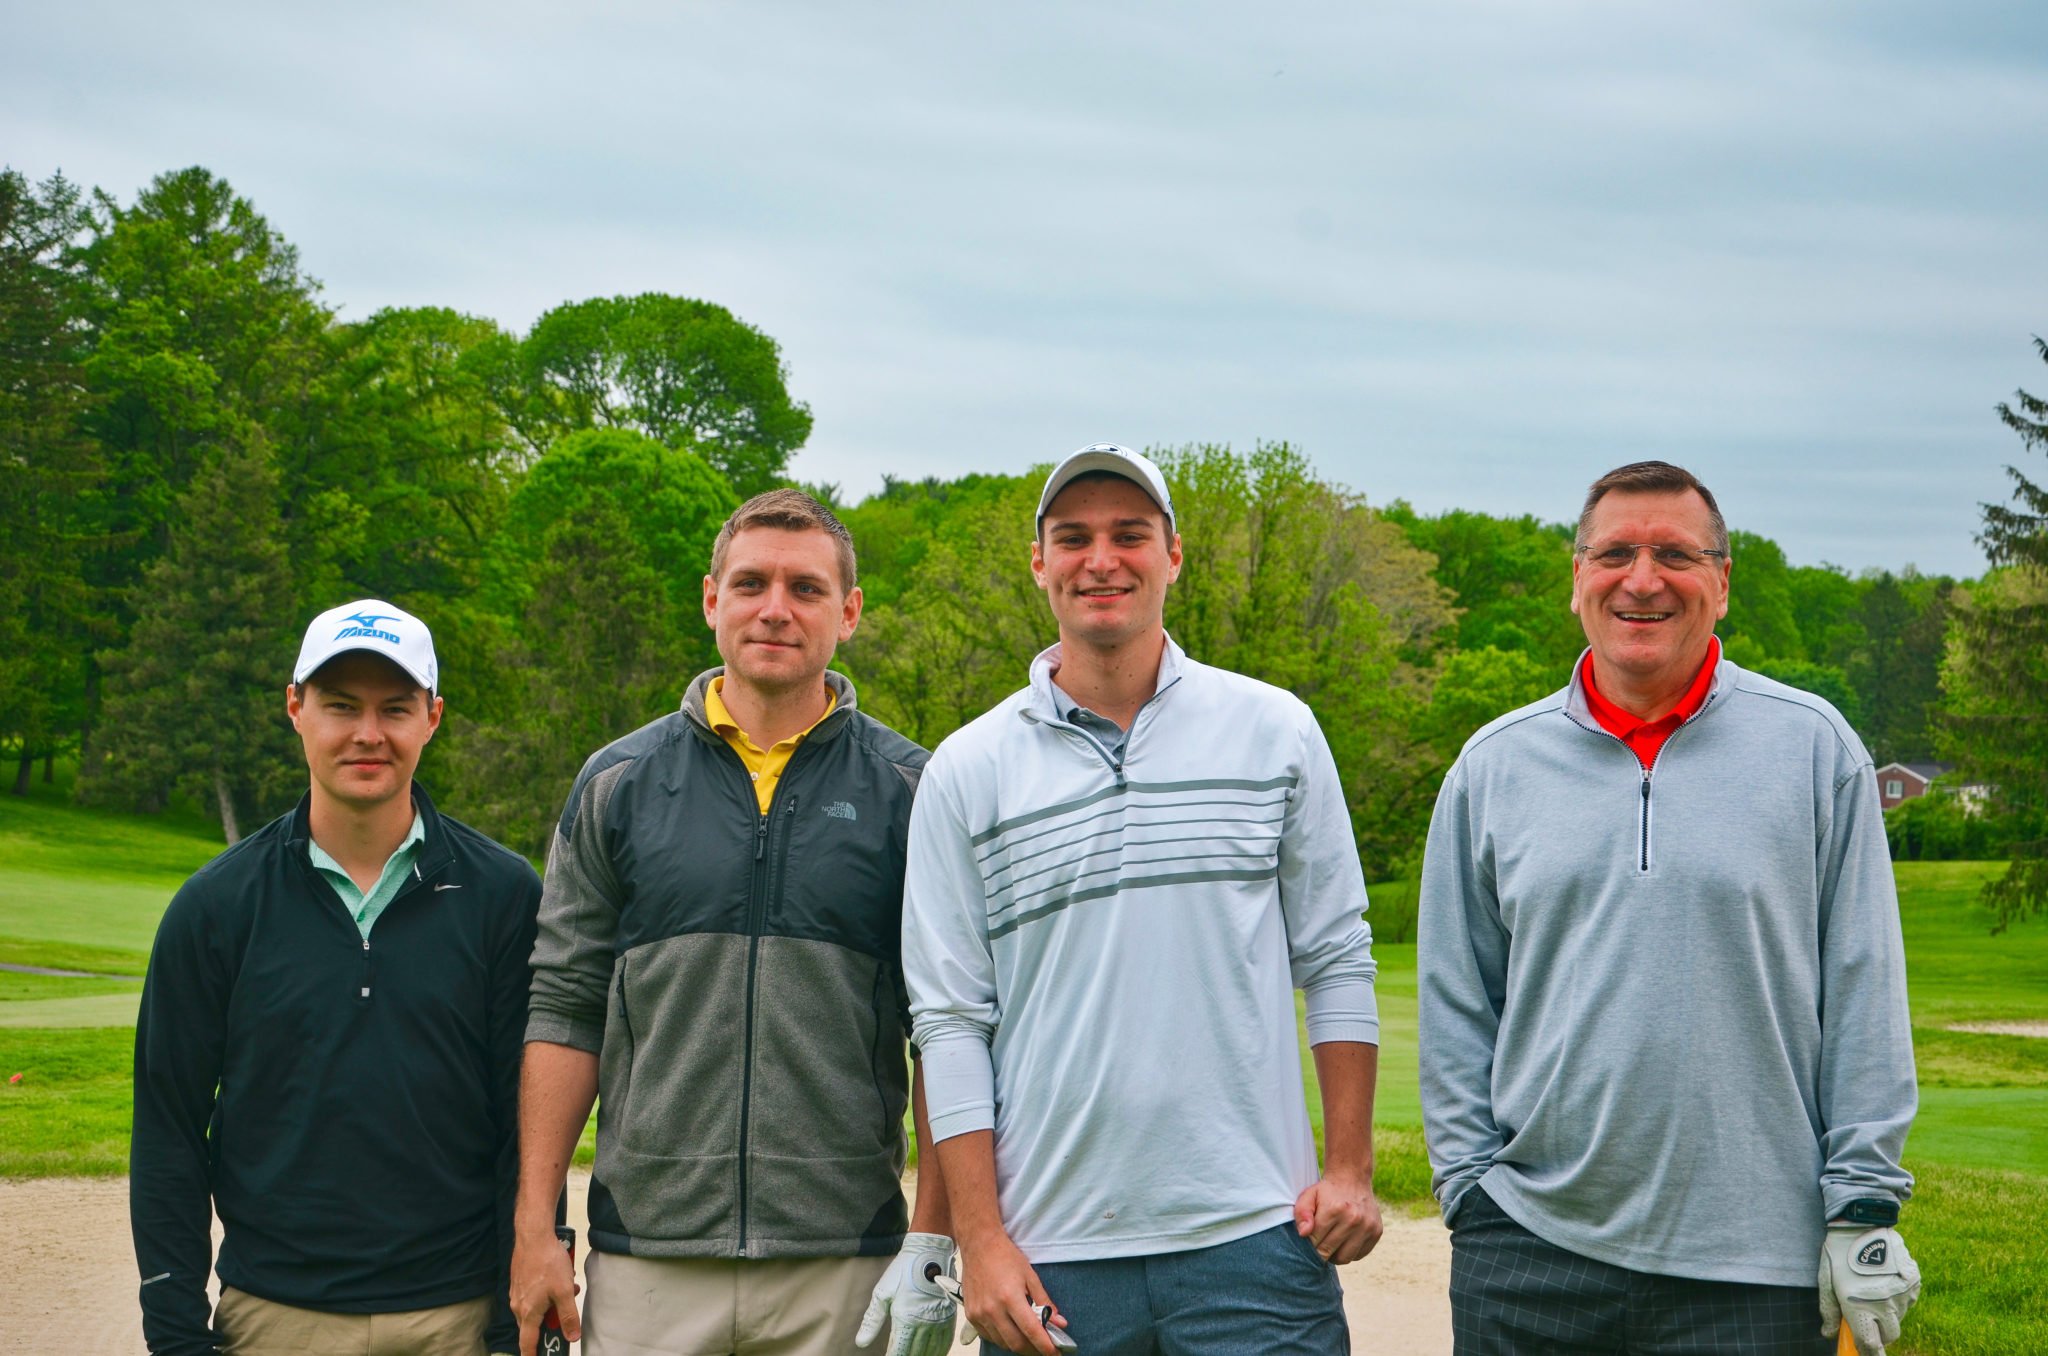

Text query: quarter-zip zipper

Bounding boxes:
[1638,770,1652,872]
[299,845,449,1003]
[1563,685,1721,876]
[1045,672,1183,785]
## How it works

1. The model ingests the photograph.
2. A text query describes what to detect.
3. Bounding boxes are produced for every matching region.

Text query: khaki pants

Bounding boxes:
[216,1287,490,1355]
[583,1250,893,1356]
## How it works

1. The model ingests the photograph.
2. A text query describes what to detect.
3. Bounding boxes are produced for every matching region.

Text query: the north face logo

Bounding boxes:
[1858,1239,1888,1267]
[823,801,858,821]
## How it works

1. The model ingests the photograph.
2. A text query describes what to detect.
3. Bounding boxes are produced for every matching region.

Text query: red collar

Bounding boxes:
[1581,637,1719,755]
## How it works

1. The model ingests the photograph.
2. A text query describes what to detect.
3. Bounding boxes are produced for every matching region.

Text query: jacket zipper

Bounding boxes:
[735,750,809,1257]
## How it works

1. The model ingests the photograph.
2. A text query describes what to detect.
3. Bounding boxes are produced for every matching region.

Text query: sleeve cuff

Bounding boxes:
[919,1030,996,1143]
[1303,975,1379,1047]
[523,1010,604,1054]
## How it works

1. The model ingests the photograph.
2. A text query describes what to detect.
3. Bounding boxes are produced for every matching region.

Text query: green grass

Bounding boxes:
[1887,1160,2048,1354]
[0,936,152,977]
[0,1026,134,1176]
[0,769,221,972]
[3,790,2046,1351]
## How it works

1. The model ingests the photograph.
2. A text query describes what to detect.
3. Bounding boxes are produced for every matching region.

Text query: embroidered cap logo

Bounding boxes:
[333,612,402,645]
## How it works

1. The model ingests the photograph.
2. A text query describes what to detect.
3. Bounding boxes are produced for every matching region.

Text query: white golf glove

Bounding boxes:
[1819,1225,1920,1354]
[855,1232,960,1356]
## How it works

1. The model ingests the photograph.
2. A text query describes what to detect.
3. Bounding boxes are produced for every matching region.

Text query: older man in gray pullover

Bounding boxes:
[1419,461,1922,1355]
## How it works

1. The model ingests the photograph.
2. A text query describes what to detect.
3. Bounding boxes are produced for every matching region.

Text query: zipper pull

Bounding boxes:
[754,815,768,860]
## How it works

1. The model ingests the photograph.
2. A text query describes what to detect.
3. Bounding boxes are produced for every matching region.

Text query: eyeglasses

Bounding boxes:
[1575,542,1728,572]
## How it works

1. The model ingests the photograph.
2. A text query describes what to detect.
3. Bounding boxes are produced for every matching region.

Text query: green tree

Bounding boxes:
[284,305,528,722]
[1424,646,1555,762]
[1784,562,1864,672]
[1153,443,1456,876]
[75,167,329,558]
[1845,571,1952,764]
[507,294,812,496]
[1720,530,1803,663]
[1939,337,2048,930]
[839,477,1050,747]
[1754,659,1865,730]
[1381,505,1582,671]
[71,167,329,753]
[0,168,101,792]
[449,428,737,851]
[83,429,300,841]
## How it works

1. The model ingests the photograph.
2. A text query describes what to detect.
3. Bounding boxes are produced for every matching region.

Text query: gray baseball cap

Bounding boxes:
[1035,443,1175,530]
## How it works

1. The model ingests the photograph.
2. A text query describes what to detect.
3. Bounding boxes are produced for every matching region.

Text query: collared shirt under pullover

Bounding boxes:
[905,637,1379,1263]
[1418,652,1915,1288]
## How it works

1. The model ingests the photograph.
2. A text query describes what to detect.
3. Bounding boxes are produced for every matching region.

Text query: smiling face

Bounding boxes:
[1032,474,1182,653]
[1571,488,1731,710]
[703,524,862,701]
[287,651,442,814]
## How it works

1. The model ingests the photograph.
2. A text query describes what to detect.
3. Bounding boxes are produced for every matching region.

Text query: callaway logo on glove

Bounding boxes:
[1819,1225,1921,1355]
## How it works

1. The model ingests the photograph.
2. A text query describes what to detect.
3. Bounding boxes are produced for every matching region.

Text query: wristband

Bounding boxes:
[1832,1197,1900,1228]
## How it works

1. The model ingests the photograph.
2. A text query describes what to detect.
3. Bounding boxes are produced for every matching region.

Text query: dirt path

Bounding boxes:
[27,1173,1451,1353]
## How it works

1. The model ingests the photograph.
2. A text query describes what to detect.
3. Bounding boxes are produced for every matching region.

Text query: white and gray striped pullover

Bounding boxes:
[905,637,1378,1263]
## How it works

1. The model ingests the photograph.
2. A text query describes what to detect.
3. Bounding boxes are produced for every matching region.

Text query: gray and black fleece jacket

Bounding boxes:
[526,669,928,1260]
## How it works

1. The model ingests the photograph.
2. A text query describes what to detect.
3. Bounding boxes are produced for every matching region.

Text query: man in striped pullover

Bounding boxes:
[903,444,1383,1355]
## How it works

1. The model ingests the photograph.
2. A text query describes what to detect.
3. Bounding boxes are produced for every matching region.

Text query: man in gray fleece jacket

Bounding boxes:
[1419,461,1922,1356]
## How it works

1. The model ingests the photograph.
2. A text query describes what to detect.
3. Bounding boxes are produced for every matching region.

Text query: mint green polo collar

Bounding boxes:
[308,811,426,939]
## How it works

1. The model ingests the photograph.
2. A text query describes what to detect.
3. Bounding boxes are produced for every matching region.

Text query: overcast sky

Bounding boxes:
[8,1,2046,575]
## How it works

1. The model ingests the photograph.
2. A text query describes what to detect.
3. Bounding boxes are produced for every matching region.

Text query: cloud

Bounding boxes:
[5,0,2044,574]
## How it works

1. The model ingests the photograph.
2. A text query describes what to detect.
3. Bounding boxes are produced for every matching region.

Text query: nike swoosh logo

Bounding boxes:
[433,883,462,892]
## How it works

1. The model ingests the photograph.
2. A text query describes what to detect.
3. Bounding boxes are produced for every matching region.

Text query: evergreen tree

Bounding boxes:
[0,169,102,791]
[1940,337,2048,930]
[84,429,300,841]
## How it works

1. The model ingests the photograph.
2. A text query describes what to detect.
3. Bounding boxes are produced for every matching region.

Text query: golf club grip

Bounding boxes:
[1837,1323,1858,1355]
[540,1190,574,1355]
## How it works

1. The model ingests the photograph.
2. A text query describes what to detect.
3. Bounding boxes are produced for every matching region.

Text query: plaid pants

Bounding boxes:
[1448,1186,1832,1355]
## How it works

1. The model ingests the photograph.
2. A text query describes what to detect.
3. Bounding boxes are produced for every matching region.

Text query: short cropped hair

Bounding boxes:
[708,488,858,592]
[1575,461,1730,557]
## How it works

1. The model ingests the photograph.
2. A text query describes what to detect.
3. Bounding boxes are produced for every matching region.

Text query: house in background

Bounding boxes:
[1876,761,1955,811]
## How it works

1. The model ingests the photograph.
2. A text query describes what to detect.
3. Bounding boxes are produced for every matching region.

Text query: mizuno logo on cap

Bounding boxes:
[336,613,401,645]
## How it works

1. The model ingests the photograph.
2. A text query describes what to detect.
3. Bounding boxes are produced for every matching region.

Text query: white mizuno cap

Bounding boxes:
[292,599,439,693]
[1035,443,1175,530]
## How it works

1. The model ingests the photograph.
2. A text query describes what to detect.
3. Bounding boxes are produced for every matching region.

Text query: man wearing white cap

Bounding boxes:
[902,446,1383,1354]
[131,600,542,1356]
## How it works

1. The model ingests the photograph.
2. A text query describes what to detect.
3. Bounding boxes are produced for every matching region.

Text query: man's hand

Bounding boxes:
[1820,1226,1920,1355]
[954,1232,1067,1356]
[508,1227,580,1356]
[1293,1168,1384,1265]
[856,1232,960,1356]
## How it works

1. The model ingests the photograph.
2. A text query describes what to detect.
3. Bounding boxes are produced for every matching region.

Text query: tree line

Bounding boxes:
[2,165,2040,923]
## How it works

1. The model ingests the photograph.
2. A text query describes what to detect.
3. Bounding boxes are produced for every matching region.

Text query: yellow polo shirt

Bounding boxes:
[704,677,837,814]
